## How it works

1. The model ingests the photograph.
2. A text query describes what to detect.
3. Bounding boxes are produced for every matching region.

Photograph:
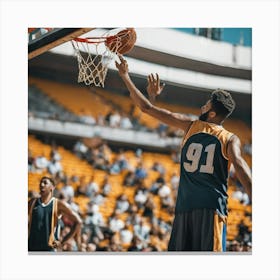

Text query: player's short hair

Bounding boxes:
[210,89,236,119]
[40,176,56,187]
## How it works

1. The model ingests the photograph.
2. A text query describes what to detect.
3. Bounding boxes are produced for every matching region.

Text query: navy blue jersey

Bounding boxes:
[175,120,233,217]
[28,198,59,251]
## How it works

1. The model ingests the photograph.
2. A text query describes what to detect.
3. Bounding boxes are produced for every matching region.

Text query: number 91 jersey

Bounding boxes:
[176,120,234,217]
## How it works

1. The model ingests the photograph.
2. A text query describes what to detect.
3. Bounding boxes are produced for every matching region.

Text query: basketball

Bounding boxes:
[105,28,137,55]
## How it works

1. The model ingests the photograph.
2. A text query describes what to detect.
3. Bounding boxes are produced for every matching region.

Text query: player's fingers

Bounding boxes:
[156,73,160,87]
[148,73,154,83]
[118,55,125,62]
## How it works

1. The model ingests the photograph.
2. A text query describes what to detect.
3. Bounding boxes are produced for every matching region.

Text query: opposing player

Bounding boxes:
[115,55,252,251]
[28,176,82,251]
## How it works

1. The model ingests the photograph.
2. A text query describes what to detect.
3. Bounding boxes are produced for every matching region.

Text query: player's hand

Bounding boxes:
[115,55,129,76]
[52,240,62,250]
[147,73,165,102]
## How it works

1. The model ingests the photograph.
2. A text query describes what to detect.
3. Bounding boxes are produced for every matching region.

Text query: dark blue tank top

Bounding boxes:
[175,120,233,217]
[28,198,58,251]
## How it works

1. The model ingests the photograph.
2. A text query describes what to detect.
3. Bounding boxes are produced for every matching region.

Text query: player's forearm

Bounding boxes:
[61,221,82,245]
[234,160,252,201]
[120,73,153,112]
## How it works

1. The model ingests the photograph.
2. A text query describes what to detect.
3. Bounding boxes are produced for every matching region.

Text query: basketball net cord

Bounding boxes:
[71,32,128,87]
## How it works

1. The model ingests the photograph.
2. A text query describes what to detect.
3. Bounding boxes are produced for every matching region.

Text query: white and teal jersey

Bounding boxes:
[176,120,234,217]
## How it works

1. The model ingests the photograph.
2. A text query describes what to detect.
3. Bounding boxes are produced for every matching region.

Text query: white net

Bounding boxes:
[71,28,136,87]
[71,34,115,87]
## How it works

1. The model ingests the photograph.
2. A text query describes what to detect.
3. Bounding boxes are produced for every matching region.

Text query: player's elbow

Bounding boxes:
[75,217,83,227]
[140,102,153,113]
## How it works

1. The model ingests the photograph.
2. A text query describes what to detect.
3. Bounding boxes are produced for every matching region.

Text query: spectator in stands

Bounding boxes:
[134,162,147,182]
[126,205,141,226]
[151,161,166,176]
[100,175,111,196]
[123,171,136,186]
[115,194,130,213]
[170,172,180,190]
[142,195,155,222]
[28,149,35,172]
[157,218,172,236]
[110,151,130,175]
[133,218,151,247]
[117,150,130,171]
[109,212,125,233]
[54,170,67,187]
[47,158,62,176]
[120,112,133,129]
[241,241,252,252]
[157,123,168,138]
[34,153,49,173]
[109,110,121,128]
[90,191,105,206]
[84,203,105,241]
[158,184,174,213]
[90,148,109,171]
[237,219,250,243]
[120,224,133,245]
[73,140,88,159]
[50,144,61,161]
[171,150,180,164]
[107,235,122,252]
[60,178,75,202]
[85,175,99,197]
[128,236,143,251]
[232,189,250,205]
[90,144,111,171]
[229,240,243,252]
[135,148,143,158]
[104,110,113,126]
[149,176,165,195]
[109,160,121,175]
[158,183,171,199]
[75,175,88,196]
[134,185,149,209]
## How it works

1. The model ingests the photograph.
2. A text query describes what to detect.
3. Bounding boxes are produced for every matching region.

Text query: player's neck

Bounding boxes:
[40,193,53,204]
[207,117,223,126]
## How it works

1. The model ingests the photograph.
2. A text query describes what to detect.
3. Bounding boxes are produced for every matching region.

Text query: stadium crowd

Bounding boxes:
[28,135,252,252]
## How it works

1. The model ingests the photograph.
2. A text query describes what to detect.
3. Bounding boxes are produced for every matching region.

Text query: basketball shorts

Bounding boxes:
[168,208,226,252]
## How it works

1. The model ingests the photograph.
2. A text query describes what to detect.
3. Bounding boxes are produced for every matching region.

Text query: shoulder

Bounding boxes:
[28,197,38,207]
[227,134,241,146]
[57,199,70,210]
[227,134,243,161]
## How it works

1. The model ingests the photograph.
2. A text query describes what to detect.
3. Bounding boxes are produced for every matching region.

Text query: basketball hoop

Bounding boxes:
[71,28,137,87]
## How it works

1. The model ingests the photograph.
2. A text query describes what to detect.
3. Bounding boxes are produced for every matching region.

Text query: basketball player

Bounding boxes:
[115,55,252,251]
[28,176,82,251]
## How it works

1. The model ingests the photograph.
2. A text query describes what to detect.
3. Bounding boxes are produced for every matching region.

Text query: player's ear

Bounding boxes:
[209,110,216,119]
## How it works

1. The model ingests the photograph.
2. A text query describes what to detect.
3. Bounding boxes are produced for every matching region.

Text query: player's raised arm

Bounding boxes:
[115,55,193,131]
[227,135,252,201]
